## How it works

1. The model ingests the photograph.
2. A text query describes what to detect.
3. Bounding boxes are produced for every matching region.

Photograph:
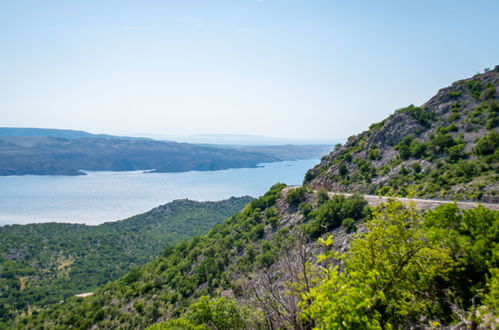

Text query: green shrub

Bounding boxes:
[480,86,496,100]
[316,188,329,205]
[298,202,313,217]
[286,187,307,206]
[411,163,422,173]
[467,79,482,98]
[303,195,368,238]
[341,218,356,233]
[446,143,466,162]
[430,133,458,152]
[395,105,435,126]
[368,148,381,160]
[338,163,348,176]
[474,131,499,156]
[438,124,458,134]
[303,170,316,183]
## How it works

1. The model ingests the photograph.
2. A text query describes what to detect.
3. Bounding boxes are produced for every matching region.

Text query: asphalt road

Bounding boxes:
[285,187,499,211]
[326,192,499,211]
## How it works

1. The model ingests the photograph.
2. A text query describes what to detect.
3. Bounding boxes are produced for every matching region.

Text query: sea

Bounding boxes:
[0,159,319,225]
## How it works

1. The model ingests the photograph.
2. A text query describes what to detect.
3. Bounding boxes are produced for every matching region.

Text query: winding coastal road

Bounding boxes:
[326,192,499,211]
[285,187,499,211]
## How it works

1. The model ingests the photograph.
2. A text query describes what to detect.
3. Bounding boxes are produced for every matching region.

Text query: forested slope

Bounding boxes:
[0,197,251,323]
[14,185,498,329]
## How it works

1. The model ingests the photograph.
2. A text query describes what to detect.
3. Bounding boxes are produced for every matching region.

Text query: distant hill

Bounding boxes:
[0,136,281,175]
[0,129,331,176]
[129,133,341,145]
[199,144,333,160]
[0,196,252,322]
[306,66,499,201]
[0,127,140,140]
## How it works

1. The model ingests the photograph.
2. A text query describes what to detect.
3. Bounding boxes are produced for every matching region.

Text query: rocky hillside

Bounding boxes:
[306,67,498,201]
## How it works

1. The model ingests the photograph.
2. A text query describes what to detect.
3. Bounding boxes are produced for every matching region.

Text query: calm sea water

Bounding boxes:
[0,159,318,225]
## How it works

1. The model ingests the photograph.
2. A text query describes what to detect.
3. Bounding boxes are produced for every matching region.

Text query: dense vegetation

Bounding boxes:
[0,197,251,324]
[12,180,496,329]
[306,67,499,201]
[10,185,368,329]
[301,201,498,329]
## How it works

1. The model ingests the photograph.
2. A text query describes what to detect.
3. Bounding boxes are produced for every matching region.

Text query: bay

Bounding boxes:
[0,159,318,225]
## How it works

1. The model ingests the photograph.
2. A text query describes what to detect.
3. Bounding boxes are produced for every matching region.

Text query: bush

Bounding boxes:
[446,143,466,162]
[316,188,329,205]
[341,218,356,233]
[338,163,348,176]
[303,170,316,183]
[395,105,435,126]
[286,187,307,206]
[467,79,482,98]
[298,202,313,217]
[474,131,499,156]
[480,86,496,100]
[303,195,368,238]
[430,133,458,152]
[368,148,381,160]
[411,163,422,173]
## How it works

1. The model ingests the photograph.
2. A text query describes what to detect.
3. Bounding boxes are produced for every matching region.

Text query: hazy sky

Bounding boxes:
[1,1,498,139]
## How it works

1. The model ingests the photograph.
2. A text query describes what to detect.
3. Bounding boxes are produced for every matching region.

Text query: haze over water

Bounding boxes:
[0,159,318,226]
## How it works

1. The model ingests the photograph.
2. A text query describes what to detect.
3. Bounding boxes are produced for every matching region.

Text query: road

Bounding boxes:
[285,187,499,211]
[326,192,499,211]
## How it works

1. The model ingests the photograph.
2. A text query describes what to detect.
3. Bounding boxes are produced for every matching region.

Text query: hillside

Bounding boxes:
[0,131,331,176]
[8,70,499,330]
[0,136,282,175]
[13,186,497,329]
[0,197,251,323]
[306,66,498,201]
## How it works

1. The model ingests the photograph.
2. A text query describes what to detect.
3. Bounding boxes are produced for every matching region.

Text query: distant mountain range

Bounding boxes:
[0,128,332,176]
[0,127,143,140]
[130,133,342,145]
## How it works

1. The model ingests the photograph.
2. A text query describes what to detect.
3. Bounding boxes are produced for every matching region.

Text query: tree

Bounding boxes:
[300,201,454,329]
[150,296,250,330]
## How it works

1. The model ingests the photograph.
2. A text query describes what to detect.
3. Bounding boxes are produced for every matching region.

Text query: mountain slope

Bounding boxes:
[0,197,252,323]
[306,66,498,201]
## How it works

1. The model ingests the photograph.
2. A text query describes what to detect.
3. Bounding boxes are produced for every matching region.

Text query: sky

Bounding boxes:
[1,1,498,140]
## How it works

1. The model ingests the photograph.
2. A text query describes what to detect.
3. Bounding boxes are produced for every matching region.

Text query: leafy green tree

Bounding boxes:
[149,296,250,330]
[300,201,454,329]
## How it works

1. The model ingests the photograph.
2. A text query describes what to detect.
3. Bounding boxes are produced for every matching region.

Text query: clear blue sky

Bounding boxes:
[1,0,498,139]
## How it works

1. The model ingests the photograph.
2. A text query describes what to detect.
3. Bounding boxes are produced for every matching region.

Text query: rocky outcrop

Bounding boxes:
[306,66,499,201]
